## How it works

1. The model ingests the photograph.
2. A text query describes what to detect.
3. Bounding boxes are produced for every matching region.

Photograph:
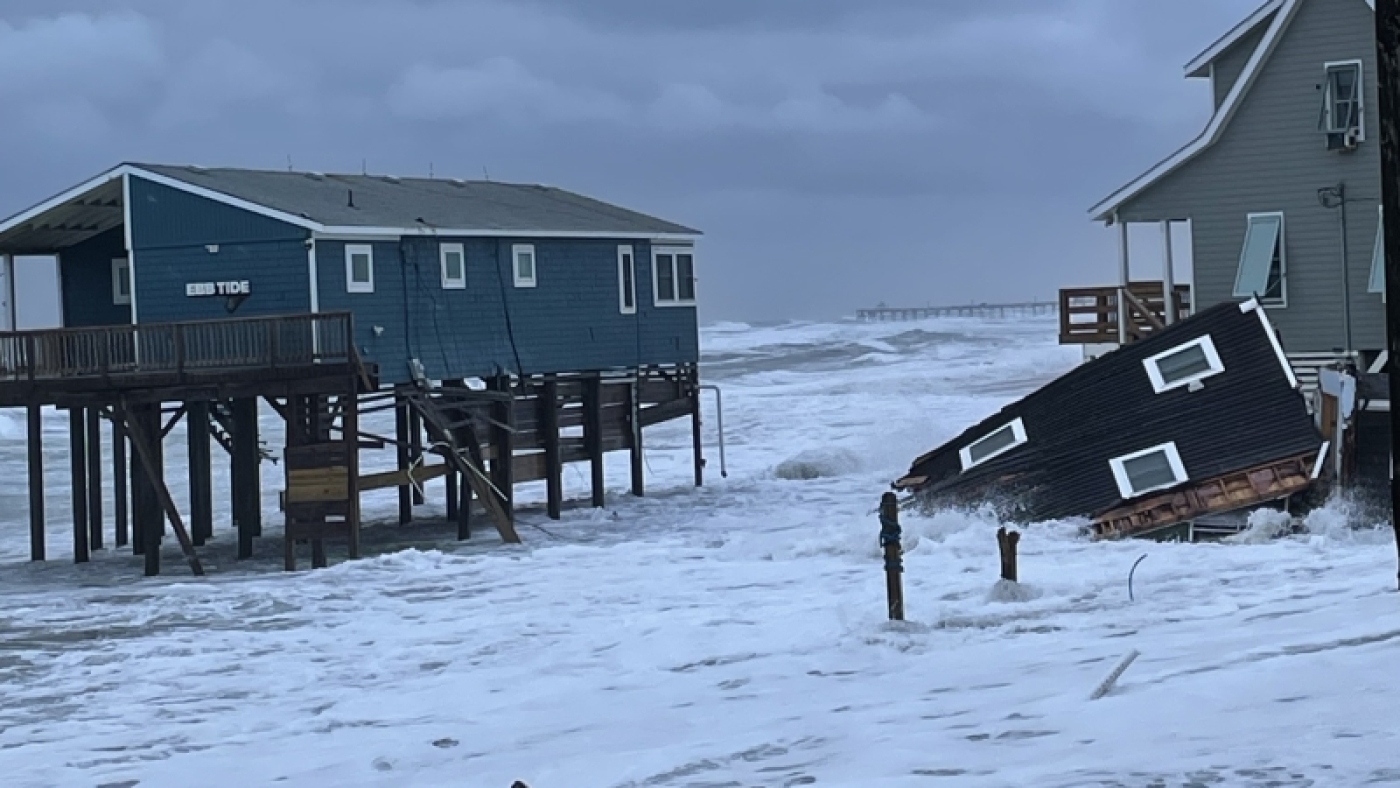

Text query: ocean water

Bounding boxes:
[0,314,1397,787]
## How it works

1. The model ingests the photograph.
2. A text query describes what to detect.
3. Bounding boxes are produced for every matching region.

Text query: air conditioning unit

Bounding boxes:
[1344,127,1363,148]
[1328,127,1362,152]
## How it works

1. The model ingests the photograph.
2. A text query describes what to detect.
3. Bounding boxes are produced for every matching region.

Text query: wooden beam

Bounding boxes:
[86,406,103,551]
[396,398,412,524]
[409,404,424,506]
[232,397,260,559]
[112,415,128,548]
[344,392,361,560]
[629,380,644,497]
[159,403,187,439]
[358,462,451,491]
[584,376,605,508]
[69,408,89,564]
[542,379,562,520]
[187,400,213,546]
[122,400,204,576]
[27,403,44,561]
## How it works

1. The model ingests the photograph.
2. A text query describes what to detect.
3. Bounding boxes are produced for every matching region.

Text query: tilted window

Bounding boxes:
[1320,60,1364,146]
[958,417,1028,471]
[513,244,536,288]
[345,244,374,293]
[1109,442,1188,499]
[618,245,637,314]
[1371,204,1386,299]
[1232,212,1285,304]
[440,243,465,289]
[1143,335,1225,394]
[653,246,697,306]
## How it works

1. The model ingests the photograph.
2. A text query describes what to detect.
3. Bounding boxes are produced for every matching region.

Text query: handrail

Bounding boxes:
[0,311,356,383]
[1059,282,1191,345]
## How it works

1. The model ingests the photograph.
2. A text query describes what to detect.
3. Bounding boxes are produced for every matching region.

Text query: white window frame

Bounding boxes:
[1232,211,1286,306]
[958,417,1028,471]
[618,245,637,315]
[1371,204,1386,300]
[652,245,697,307]
[512,243,537,288]
[1322,59,1365,138]
[439,242,466,290]
[1142,334,1225,394]
[345,243,374,293]
[111,256,131,306]
[1109,441,1189,499]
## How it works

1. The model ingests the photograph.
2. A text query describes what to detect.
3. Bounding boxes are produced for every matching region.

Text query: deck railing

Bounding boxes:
[1059,282,1192,345]
[0,312,355,383]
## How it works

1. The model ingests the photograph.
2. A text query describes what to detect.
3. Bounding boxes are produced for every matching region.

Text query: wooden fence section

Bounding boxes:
[0,312,359,404]
[1059,282,1192,345]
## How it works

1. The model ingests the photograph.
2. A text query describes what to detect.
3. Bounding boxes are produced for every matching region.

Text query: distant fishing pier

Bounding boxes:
[856,301,1058,321]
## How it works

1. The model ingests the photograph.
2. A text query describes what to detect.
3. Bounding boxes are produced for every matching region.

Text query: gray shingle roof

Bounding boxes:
[131,163,700,236]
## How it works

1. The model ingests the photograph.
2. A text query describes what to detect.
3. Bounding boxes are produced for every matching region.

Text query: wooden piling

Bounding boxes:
[629,379,644,497]
[124,401,204,577]
[27,403,45,562]
[690,371,704,488]
[129,403,164,575]
[85,407,103,551]
[113,416,128,548]
[232,397,260,560]
[456,476,472,540]
[997,527,1020,583]
[584,376,605,508]
[187,400,213,546]
[879,492,904,621]
[344,392,362,560]
[490,376,516,521]
[543,379,562,520]
[396,397,412,525]
[69,408,89,564]
[409,404,424,506]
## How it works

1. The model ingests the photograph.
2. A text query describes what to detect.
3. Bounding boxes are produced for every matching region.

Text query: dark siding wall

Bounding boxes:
[315,237,699,385]
[59,226,130,327]
[127,175,311,323]
[1115,0,1382,354]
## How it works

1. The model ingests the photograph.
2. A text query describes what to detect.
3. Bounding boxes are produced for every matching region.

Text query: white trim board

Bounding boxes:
[1183,0,1284,78]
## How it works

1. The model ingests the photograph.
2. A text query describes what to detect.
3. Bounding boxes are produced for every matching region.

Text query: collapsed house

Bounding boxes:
[894,297,1328,540]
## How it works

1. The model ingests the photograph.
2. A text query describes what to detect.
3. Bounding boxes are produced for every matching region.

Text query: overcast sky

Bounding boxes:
[0,0,1263,325]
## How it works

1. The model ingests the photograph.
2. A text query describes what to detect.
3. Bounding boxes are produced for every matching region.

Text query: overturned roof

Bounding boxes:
[896,298,1323,527]
[0,162,700,255]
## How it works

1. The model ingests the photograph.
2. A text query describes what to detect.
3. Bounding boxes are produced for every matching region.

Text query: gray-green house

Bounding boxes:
[1085,0,1384,376]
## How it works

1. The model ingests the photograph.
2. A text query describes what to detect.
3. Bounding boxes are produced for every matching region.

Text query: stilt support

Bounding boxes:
[112,415,128,548]
[396,397,412,525]
[231,397,260,560]
[123,399,204,577]
[187,400,213,547]
[86,407,103,551]
[584,376,605,508]
[69,407,89,564]
[629,380,644,497]
[543,379,562,520]
[27,403,44,562]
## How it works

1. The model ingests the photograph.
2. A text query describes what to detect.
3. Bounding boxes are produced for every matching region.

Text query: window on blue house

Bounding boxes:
[653,246,697,307]
[441,243,465,290]
[111,257,131,306]
[618,245,636,314]
[513,244,536,288]
[346,244,374,293]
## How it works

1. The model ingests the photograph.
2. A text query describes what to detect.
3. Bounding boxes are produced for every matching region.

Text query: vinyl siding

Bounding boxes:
[127,175,312,324]
[1114,0,1382,354]
[59,226,130,327]
[315,237,699,386]
[1212,20,1272,109]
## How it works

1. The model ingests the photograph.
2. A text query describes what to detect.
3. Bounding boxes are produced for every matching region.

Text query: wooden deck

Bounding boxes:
[0,312,367,405]
[1058,282,1192,345]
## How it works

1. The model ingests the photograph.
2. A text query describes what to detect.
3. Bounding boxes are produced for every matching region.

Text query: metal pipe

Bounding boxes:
[699,384,728,478]
[1116,214,1130,345]
[1339,182,1355,357]
[1161,221,1177,325]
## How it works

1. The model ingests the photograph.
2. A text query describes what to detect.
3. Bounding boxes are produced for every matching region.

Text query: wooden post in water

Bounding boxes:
[27,403,45,562]
[1378,0,1400,591]
[396,395,412,525]
[113,416,128,548]
[124,401,204,577]
[629,376,644,497]
[69,407,89,564]
[584,376,605,508]
[542,379,562,520]
[997,527,1020,583]
[408,404,424,507]
[879,492,904,621]
[187,401,213,546]
[691,367,704,488]
[231,397,260,560]
[86,407,103,551]
[490,375,516,521]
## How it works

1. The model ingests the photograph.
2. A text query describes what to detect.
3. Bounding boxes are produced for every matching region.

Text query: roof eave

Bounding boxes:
[1087,0,1303,223]
[1180,0,1284,78]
